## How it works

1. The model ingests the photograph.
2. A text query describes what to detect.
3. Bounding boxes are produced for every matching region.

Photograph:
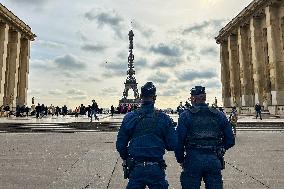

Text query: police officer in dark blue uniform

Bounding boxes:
[175,86,235,189]
[116,82,177,189]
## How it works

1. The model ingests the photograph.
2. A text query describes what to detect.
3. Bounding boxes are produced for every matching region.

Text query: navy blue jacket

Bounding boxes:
[175,103,235,164]
[116,101,177,161]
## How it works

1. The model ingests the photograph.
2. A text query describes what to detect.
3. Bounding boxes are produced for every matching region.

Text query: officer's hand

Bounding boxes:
[180,163,184,169]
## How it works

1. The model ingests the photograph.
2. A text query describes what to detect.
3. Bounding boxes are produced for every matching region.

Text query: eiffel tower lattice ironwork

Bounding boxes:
[119,30,140,106]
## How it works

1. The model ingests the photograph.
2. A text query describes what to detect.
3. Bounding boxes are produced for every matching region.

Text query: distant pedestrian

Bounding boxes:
[87,105,91,117]
[49,104,55,116]
[90,100,99,122]
[16,105,20,117]
[62,105,68,116]
[255,103,262,120]
[45,106,48,116]
[55,106,60,116]
[229,106,238,136]
[35,103,41,118]
[177,101,184,116]
[80,104,85,115]
[40,104,45,118]
[32,97,35,105]
[25,106,29,117]
[127,104,132,112]
[214,97,218,107]
[4,106,11,117]
[119,104,123,114]
[75,107,79,117]
[110,105,115,117]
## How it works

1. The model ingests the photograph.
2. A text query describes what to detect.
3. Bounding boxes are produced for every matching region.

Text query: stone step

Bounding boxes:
[237,124,284,128]
[236,128,284,131]
[1,120,284,133]
[20,125,67,128]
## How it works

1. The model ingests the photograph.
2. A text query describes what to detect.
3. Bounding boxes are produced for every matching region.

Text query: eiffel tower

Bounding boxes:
[119,30,140,106]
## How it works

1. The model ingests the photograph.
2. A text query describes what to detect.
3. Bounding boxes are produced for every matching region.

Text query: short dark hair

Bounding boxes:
[141,82,156,98]
[190,86,206,96]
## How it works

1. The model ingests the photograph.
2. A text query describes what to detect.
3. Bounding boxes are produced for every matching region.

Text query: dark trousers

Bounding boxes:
[127,164,168,189]
[181,151,223,189]
[90,110,98,122]
[256,111,262,120]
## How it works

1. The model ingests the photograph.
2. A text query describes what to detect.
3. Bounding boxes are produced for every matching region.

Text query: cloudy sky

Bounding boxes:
[2,0,252,109]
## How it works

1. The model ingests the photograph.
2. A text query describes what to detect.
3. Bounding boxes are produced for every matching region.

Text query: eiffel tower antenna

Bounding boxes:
[130,20,134,29]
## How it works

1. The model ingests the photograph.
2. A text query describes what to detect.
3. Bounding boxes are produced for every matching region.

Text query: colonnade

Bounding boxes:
[0,22,31,108]
[219,3,284,108]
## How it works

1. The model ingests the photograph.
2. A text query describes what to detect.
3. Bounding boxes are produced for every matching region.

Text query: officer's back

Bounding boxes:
[116,82,177,189]
[175,86,235,189]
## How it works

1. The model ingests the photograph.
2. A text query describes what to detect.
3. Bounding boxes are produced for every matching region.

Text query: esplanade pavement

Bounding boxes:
[0,114,283,189]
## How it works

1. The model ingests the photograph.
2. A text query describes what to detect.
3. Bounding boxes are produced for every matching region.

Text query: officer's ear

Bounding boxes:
[202,94,206,102]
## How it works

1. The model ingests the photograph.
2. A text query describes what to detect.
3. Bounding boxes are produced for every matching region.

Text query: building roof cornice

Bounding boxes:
[215,0,275,44]
[0,3,36,41]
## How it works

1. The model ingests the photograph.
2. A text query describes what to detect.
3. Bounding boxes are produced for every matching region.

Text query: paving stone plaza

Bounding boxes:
[0,114,283,189]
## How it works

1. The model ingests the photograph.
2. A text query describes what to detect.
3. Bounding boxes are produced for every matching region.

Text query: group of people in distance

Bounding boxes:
[116,82,235,189]
[228,102,263,137]
[73,100,100,122]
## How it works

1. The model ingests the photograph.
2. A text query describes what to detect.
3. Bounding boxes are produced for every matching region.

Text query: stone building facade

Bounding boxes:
[216,0,284,115]
[0,4,35,109]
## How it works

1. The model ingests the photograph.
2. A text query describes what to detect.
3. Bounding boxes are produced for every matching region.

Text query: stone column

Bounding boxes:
[0,23,9,107]
[266,5,284,105]
[262,28,272,108]
[220,41,231,107]
[250,17,265,105]
[4,30,21,108]
[238,25,255,107]
[228,34,241,107]
[17,38,29,106]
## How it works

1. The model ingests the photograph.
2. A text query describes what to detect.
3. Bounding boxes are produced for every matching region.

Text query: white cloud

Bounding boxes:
[66,89,86,96]
[48,89,64,95]
[28,89,42,95]
[36,40,66,49]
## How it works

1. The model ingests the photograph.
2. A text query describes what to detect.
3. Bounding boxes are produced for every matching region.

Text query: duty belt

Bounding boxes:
[188,145,218,153]
[189,144,216,149]
[134,161,159,167]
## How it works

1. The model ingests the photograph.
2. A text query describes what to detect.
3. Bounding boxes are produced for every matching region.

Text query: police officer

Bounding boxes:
[175,86,235,189]
[116,82,177,189]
